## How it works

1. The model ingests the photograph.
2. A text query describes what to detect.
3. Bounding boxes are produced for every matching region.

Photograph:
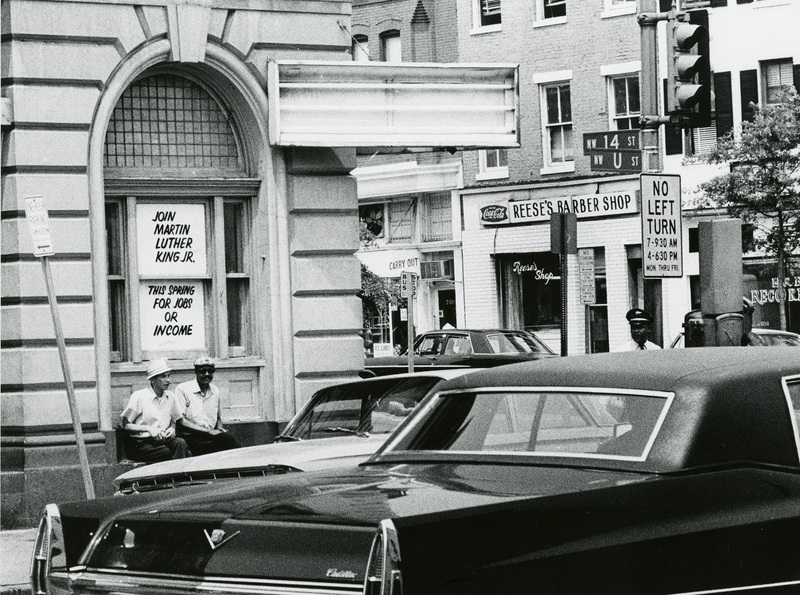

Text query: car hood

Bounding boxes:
[65,462,648,585]
[114,435,387,490]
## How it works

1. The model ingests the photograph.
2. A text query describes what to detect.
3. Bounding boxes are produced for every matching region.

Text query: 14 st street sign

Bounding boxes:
[583,130,642,173]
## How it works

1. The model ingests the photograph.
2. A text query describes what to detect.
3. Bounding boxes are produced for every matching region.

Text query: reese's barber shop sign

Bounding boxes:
[479,192,638,226]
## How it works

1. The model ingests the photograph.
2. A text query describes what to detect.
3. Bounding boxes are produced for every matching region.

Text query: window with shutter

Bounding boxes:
[762,59,793,104]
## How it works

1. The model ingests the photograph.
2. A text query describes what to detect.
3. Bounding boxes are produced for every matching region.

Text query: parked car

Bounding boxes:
[113,369,473,494]
[669,326,800,348]
[33,348,800,595]
[367,328,555,376]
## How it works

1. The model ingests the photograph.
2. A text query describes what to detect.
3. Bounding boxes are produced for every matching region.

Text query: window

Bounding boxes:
[535,0,566,22]
[395,389,670,460]
[388,199,414,243]
[360,204,385,238]
[366,194,452,245]
[477,149,509,180]
[499,252,561,334]
[474,0,501,29]
[609,75,641,130]
[104,74,252,362]
[353,35,369,62]
[542,82,573,168]
[762,59,793,104]
[106,197,251,361]
[601,0,636,18]
[381,30,401,62]
[420,193,452,242]
[586,248,609,354]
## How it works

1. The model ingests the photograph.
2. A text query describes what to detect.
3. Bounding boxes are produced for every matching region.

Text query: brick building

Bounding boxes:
[455,0,800,352]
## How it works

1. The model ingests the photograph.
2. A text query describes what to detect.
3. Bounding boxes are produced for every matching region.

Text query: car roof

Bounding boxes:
[428,347,800,473]
[444,346,798,391]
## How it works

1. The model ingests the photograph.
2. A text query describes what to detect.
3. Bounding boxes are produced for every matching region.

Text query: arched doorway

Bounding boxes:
[95,62,276,442]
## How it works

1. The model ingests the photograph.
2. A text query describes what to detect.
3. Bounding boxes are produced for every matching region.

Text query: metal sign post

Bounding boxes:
[401,271,417,373]
[551,213,577,357]
[24,196,95,500]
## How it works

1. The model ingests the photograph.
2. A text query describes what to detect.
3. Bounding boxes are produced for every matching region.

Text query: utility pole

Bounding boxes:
[638,0,671,173]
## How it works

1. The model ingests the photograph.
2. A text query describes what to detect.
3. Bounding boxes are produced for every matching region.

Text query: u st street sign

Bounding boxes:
[583,130,642,174]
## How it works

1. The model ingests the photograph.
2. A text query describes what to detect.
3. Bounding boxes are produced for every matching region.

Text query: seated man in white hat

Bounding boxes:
[120,358,189,462]
[175,356,240,456]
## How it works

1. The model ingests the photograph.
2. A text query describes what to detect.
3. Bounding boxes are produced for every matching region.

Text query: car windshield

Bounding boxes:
[283,377,440,439]
[387,389,671,461]
[486,332,552,354]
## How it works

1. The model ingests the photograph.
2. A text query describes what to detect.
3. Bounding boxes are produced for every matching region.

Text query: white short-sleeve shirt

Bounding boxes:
[175,379,222,430]
[121,386,183,438]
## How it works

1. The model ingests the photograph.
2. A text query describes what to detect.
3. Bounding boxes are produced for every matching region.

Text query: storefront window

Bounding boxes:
[498,252,561,333]
[744,257,800,333]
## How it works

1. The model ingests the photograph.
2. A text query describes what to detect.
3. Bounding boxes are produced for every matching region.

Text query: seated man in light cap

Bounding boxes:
[175,356,240,456]
[120,358,189,462]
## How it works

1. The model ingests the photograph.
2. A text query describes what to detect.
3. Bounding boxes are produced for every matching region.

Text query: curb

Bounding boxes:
[1,588,30,595]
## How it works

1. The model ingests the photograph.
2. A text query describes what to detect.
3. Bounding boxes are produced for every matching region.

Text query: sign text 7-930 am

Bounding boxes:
[640,174,683,278]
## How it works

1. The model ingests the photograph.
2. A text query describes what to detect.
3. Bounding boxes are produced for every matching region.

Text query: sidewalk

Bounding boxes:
[0,528,35,595]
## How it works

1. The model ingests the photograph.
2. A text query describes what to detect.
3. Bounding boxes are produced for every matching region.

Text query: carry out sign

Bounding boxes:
[640,174,683,278]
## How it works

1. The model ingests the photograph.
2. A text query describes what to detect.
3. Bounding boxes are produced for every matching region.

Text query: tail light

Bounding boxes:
[364,519,402,595]
[31,504,65,595]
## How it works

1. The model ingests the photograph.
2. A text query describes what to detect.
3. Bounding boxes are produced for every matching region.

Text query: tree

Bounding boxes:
[358,224,403,339]
[699,88,800,329]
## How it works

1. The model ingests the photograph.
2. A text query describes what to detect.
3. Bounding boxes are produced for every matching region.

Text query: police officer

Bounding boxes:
[615,308,662,351]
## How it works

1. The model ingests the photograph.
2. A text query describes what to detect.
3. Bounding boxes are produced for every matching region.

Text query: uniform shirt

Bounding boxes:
[613,339,662,352]
[175,379,222,431]
[121,386,183,438]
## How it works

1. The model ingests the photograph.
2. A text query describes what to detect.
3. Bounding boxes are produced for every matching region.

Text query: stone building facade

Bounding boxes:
[1,0,364,526]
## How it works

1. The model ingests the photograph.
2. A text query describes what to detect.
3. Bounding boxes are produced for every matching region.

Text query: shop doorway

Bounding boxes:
[438,289,457,328]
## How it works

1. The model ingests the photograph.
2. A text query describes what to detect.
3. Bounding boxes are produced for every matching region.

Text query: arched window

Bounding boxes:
[380,30,401,63]
[353,35,370,62]
[104,73,256,363]
[105,73,243,174]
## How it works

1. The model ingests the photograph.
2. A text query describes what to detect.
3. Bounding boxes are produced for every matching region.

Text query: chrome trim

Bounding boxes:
[781,373,800,464]
[31,504,65,595]
[381,385,675,463]
[62,570,363,595]
[364,520,401,595]
[670,578,800,594]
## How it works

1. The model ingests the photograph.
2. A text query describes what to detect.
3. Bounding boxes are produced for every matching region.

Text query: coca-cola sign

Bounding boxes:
[480,205,508,225]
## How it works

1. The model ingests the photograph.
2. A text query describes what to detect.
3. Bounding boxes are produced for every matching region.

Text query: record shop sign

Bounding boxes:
[480,191,638,227]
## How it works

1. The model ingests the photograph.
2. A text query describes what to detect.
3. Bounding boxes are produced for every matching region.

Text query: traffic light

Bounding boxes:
[666,9,711,128]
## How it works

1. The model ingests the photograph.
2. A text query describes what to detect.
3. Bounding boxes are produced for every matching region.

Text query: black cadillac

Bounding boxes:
[32,348,800,594]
